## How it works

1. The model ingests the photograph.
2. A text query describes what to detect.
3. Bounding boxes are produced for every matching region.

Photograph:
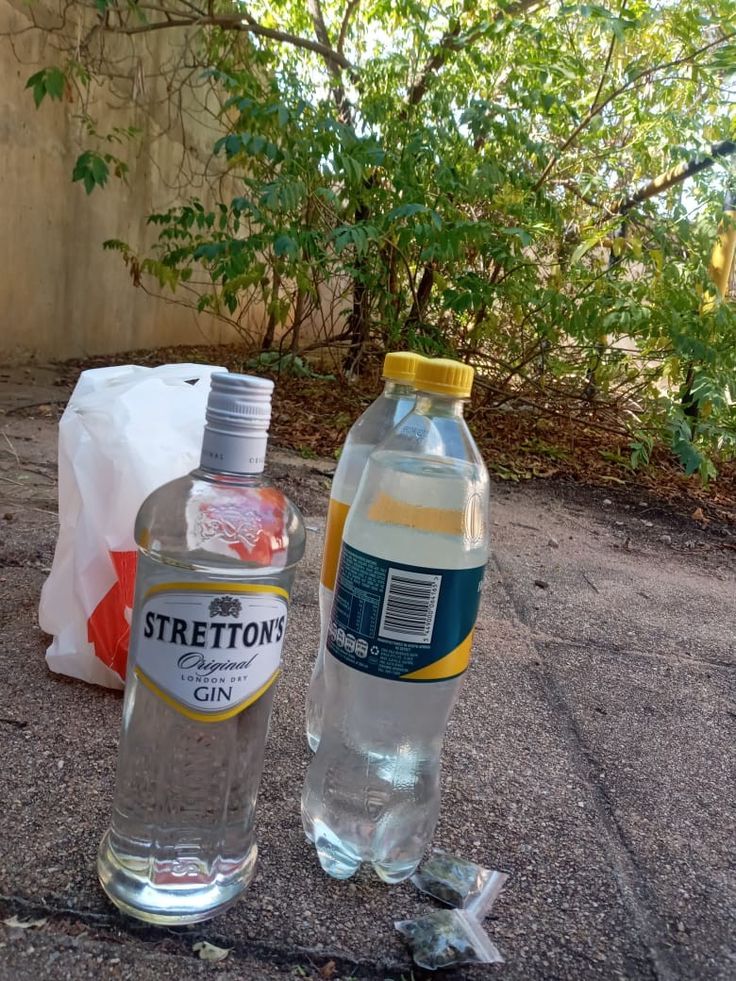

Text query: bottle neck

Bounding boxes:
[383,379,416,400]
[199,423,269,475]
[414,391,465,418]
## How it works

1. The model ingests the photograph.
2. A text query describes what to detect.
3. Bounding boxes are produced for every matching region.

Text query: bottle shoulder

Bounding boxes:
[331,393,416,498]
[374,410,488,477]
[343,392,415,449]
[136,471,306,571]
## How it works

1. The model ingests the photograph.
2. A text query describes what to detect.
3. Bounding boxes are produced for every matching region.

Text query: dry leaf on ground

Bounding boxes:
[193,940,231,962]
[3,916,47,930]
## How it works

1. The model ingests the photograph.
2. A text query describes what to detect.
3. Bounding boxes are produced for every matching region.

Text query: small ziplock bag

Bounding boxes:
[395,908,504,971]
[411,849,509,917]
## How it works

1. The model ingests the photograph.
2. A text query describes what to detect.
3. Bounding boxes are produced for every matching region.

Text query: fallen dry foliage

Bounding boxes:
[59,345,736,535]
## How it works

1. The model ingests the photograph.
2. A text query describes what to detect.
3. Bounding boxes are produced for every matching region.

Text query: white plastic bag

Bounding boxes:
[39,363,226,688]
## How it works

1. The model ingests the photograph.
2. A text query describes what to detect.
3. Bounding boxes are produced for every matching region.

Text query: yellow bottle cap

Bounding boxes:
[382,351,421,384]
[414,357,474,398]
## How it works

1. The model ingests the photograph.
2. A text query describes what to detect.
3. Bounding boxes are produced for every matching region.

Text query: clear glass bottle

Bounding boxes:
[98,373,305,924]
[301,358,488,883]
[305,352,420,752]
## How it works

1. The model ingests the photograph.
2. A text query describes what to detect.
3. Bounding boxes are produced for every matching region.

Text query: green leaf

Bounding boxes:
[273,233,298,258]
[386,203,430,222]
[569,237,599,267]
[26,67,65,108]
[72,151,110,194]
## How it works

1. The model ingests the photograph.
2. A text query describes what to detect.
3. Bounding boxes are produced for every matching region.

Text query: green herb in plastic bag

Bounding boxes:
[411,849,508,915]
[395,908,504,971]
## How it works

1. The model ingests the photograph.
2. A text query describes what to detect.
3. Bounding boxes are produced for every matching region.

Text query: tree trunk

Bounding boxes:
[405,262,435,331]
[343,201,373,372]
[290,287,308,354]
[343,278,371,372]
[261,269,282,351]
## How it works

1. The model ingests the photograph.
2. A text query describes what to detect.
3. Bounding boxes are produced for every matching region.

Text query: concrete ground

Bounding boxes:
[0,364,734,981]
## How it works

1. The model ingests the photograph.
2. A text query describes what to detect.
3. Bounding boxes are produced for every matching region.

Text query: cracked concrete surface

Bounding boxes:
[0,364,734,979]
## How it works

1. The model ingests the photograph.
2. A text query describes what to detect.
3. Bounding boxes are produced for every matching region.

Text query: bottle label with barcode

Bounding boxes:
[327,543,485,682]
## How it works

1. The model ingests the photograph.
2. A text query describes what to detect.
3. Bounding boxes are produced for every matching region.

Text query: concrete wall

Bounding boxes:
[0,0,241,362]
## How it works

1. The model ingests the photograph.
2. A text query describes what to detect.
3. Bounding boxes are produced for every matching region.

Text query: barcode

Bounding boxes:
[378,568,442,644]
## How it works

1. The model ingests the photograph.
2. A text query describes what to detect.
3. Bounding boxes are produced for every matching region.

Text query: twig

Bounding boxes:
[1,432,20,466]
[5,400,68,416]
[3,504,57,516]
[337,0,360,54]
[582,572,600,594]
[588,1,623,114]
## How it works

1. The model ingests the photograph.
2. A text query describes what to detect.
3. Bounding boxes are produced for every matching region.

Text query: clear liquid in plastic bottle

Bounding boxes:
[301,359,489,882]
[98,373,305,924]
[305,352,419,752]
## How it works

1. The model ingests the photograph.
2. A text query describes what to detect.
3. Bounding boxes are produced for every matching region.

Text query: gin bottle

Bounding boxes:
[98,372,305,924]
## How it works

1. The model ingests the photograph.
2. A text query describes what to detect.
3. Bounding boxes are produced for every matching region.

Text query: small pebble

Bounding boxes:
[615,520,624,527]
[547,537,559,548]
[641,520,653,528]
[533,579,549,589]
[660,534,672,544]
[603,498,612,506]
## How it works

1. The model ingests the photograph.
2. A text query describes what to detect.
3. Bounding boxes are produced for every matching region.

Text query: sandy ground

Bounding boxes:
[0,364,734,980]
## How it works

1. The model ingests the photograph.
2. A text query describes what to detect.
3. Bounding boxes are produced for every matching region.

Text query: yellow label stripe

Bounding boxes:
[144,582,289,601]
[367,492,464,536]
[134,667,281,723]
[320,498,351,591]
[400,629,475,682]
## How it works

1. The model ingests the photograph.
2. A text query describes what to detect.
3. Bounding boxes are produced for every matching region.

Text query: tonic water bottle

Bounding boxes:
[301,358,488,883]
[305,351,419,751]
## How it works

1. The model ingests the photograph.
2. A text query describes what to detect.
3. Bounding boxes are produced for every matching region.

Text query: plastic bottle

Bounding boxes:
[305,351,420,751]
[301,358,489,883]
[98,373,305,924]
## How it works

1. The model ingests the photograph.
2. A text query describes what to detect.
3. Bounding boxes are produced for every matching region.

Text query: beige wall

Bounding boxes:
[0,0,241,362]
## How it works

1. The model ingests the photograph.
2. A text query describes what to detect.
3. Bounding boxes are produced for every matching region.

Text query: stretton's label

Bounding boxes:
[327,544,485,682]
[132,582,288,722]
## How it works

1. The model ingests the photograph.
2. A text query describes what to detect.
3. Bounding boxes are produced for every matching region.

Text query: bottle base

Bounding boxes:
[372,857,421,884]
[305,729,320,753]
[97,833,257,926]
[302,813,420,883]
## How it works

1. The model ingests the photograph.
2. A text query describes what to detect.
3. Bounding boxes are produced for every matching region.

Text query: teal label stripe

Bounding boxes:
[327,543,485,682]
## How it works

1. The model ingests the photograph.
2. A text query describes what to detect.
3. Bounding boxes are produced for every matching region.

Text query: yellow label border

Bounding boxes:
[144,581,289,602]
[134,666,281,723]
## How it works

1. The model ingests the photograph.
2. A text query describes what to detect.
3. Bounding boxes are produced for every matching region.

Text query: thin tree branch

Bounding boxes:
[307,0,351,121]
[616,139,736,215]
[534,30,736,191]
[337,0,360,54]
[307,0,332,54]
[405,0,547,111]
[110,12,353,69]
[589,3,621,114]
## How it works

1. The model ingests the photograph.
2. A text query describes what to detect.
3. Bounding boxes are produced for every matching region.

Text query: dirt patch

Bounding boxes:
[39,343,736,541]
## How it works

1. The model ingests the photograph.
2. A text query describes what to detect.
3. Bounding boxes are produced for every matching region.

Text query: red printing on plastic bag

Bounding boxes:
[87,551,138,680]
